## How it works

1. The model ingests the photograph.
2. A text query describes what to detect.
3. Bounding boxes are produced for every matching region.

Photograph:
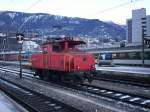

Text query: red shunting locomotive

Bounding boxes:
[31,37,95,83]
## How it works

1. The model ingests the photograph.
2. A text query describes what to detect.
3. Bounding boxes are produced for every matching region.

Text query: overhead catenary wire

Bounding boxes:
[26,0,42,11]
[91,0,142,16]
[18,0,42,32]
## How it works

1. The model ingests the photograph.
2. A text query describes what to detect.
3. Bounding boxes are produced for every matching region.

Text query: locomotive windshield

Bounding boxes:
[52,44,62,52]
[64,40,86,51]
[51,38,86,51]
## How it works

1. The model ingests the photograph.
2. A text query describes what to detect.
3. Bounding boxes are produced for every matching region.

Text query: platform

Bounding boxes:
[96,65,150,77]
[0,90,28,112]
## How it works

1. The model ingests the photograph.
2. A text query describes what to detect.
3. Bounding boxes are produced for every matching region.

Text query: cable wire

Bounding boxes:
[18,0,42,32]
[92,0,142,16]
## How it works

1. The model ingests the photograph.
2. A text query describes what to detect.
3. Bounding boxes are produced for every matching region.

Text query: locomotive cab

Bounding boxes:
[49,37,85,52]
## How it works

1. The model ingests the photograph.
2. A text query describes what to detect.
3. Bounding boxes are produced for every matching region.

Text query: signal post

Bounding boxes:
[16,33,24,78]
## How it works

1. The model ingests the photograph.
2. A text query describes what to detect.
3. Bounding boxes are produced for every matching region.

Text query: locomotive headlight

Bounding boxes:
[91,65,95,69]
[76,65,80,70]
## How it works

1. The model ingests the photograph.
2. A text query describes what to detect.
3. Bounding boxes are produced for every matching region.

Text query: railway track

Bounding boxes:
[0,66,150,110]
[2,64,150,87]
[1,66,150,88]
[72,83,150,109]
[0,77,81,112]
[94,73,150,87]
[94,77,150,88]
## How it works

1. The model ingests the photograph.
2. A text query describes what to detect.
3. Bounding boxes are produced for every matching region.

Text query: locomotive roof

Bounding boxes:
[43,37,86,46]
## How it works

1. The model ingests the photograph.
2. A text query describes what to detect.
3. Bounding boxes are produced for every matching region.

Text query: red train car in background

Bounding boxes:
[31,37,95,83]
[0,54,18,61]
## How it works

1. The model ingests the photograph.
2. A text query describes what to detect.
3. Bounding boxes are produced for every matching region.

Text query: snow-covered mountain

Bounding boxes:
[0,11,126,40]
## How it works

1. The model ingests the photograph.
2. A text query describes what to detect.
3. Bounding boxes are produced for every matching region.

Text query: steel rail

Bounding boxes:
[0,77,81,112]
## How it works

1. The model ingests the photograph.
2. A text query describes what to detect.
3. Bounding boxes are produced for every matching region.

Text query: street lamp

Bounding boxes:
[16,33,24,78]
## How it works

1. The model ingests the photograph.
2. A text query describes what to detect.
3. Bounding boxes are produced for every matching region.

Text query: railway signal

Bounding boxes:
[16,33,24,78]
[16,33,24,44]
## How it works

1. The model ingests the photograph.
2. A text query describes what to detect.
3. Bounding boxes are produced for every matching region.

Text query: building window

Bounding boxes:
[145,52,150,60]
[119,53,126,59]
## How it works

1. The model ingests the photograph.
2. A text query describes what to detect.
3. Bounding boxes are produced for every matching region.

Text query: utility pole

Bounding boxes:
[141,17,147,67]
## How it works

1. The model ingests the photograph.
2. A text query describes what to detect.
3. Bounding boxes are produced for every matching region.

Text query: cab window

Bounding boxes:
[52,45,61,52]
[42,47,48,54]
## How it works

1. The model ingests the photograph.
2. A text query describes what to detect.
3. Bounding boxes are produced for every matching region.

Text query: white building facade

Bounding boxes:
[126,8,150,44]
[132,8,146,43]
[146,15,150,38]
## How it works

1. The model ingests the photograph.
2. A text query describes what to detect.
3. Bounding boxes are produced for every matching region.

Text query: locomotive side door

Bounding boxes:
[42,46,49,69]
[65,55,71,72]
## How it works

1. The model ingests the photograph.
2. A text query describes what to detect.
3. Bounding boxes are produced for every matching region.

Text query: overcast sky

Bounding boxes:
[0,0,149,25]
